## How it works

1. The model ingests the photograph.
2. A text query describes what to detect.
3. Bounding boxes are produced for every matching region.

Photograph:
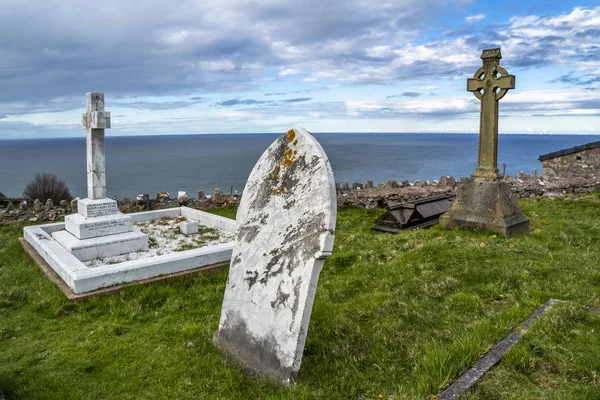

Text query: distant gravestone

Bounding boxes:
[44,199,53,210]
[214,128,336,384]
[440,48,528,237]
[6,201,14,211]
[33,199,42,209]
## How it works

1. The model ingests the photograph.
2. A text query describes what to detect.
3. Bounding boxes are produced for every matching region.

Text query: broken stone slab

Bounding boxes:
[365,180,374,188]
[34,199,42,209]
[59,200,69,209]
[386,180,398,188]
[19,200,28,209]
[6,201,14,211]
[214,128,336,385]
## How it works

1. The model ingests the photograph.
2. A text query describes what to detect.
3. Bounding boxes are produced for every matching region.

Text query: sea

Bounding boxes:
[0,133,598,199]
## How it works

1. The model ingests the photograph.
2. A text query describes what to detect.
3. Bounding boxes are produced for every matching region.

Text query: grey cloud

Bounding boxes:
[0,0,459,112]
[575,29,600,38]
[217,99,271,106]
[283,98,312,103]
[386,92,422,98]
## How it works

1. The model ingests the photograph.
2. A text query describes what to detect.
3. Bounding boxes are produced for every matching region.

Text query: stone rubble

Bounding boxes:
[2,175,599,225]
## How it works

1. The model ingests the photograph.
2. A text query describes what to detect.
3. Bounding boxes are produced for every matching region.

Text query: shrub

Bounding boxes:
[23,173,72,204]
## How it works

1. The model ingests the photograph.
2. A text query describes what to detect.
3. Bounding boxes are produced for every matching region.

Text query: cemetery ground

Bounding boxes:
[1,195,599,399]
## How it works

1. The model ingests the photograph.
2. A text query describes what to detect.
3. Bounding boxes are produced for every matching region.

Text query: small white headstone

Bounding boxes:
[214,128,336,384]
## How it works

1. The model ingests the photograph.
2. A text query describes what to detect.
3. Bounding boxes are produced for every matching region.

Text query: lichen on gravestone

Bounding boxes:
[214,128,336,385]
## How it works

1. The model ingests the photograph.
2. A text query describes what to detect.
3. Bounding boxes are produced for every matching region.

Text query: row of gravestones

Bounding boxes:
[337,176,461,190]
[3,199,66,212]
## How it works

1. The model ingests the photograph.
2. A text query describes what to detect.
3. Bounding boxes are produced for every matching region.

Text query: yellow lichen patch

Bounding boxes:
[287,129,296,143]
[293,139,298,146]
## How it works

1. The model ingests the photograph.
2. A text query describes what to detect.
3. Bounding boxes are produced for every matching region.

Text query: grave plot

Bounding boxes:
[23,206,236,296]
[22,93,237,296]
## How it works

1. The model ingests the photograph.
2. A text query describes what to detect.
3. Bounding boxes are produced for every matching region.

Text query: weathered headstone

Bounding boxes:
[177,191,188,203]
[33,199,42,210]
[6,201,14,211]
[59,200,69,209]
[214,128,336,384]
[197,190,206,199]
[440,48,529,237]
[213,188,223,200]
[44,199,53,211]
[19,200,28,210]
[365,180,374,189]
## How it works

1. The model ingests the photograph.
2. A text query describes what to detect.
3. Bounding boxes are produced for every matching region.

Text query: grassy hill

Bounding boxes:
[1,195,599,399]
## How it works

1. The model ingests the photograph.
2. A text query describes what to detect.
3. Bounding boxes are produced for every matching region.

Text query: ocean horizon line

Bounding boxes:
[2,131,600,141]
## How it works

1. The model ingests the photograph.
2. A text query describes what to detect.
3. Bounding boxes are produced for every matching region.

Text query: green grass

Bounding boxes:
[1,197,600,399]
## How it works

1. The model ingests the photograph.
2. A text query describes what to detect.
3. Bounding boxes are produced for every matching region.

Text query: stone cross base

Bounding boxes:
[52,197,149,262]
[439,177,529,237]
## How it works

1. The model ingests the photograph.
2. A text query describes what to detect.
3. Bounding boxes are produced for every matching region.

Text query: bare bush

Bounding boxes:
[23,173,72,205]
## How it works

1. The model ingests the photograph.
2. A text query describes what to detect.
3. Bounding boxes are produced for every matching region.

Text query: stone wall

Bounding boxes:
[2,175,600,224]
[336,175,600,208]
[541,147,600,179]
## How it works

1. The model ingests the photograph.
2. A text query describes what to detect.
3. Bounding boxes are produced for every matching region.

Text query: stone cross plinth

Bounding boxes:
[440,48,529,237]
[52,93,148,261]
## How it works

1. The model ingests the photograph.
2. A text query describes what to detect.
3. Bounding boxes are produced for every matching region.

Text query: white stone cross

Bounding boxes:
[82,92,111,199]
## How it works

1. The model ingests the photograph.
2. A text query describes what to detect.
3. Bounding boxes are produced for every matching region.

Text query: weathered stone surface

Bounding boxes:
[386,180,398,188]
[414,179,422,187]
[19,201,28,209]
[540,145,600,179]
[440,48,528,237]
[179,220,198,235]
[197,190,206,199]
[440,177,529,237]
[365,180,374,188]
[52,228,148,262]
[59,200,69,209]
[6,201,14,211]
[33,199,42,209]
[44,199,54,211]
[77,198,119,218]
[83,92,110,200]
[214,128,336,384]
[213,188,223,200]
[64,212,133,239]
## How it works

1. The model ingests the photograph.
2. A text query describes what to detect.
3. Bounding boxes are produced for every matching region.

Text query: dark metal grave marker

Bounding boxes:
[372,195,451,233]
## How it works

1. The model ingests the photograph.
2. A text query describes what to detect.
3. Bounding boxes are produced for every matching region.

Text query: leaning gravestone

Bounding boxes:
[214,128,336,384]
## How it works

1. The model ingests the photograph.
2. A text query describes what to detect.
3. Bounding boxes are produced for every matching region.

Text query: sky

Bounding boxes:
[0,0,599,139]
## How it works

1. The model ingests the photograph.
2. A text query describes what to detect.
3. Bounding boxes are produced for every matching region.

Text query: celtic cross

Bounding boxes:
[467,48,515,178]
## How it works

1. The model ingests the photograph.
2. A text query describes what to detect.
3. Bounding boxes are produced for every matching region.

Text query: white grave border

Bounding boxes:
[23,207,237,295]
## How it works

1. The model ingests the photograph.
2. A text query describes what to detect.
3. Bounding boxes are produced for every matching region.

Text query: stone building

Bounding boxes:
[539,141,600,179]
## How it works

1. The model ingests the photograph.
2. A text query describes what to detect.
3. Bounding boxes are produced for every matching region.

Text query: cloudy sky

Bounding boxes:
[0,0,598,139]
